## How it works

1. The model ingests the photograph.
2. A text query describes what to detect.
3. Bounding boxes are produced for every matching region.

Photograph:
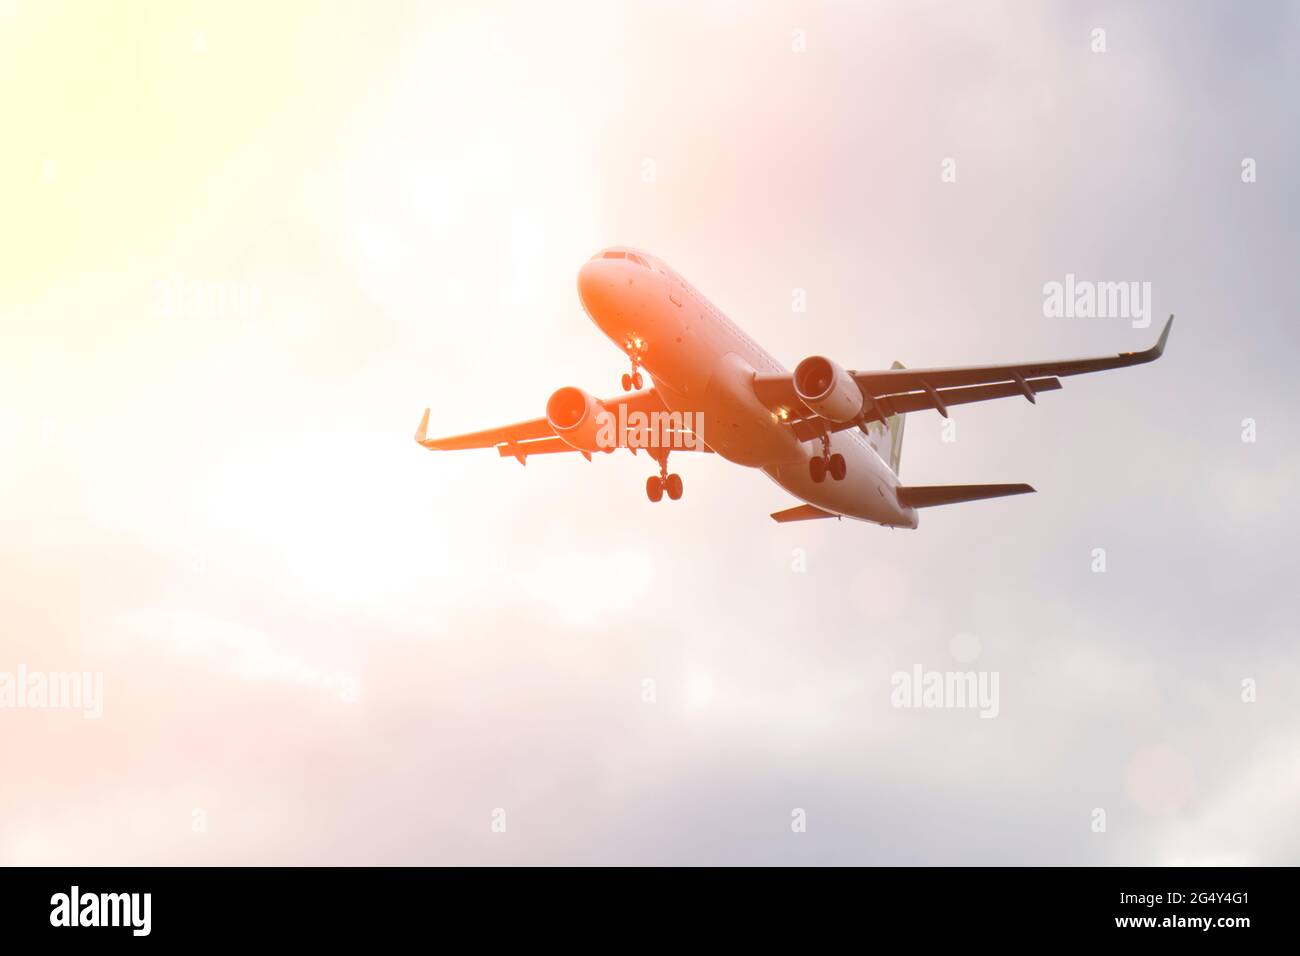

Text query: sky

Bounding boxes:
[0,0,1297,864]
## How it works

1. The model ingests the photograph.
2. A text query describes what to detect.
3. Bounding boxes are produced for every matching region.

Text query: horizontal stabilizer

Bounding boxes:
[770,503,839,523]
[896,483,1035,509]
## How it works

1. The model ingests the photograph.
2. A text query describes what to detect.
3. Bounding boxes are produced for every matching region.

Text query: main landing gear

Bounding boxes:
[645,451,683,502]
[809,434,846,484]
[621,338,646,391]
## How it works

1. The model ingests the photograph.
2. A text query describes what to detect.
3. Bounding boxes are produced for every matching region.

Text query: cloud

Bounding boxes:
[2,0,1297,865]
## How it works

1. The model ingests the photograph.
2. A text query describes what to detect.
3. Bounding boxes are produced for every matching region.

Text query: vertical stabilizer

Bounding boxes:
[887,360,906,475]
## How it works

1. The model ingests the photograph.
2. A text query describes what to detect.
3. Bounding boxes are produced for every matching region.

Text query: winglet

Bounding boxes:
[414,408,430,445]
[1152,314,1174,358]
[1119,315,1172,364]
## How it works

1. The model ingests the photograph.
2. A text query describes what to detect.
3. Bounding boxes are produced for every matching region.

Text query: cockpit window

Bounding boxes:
[594,250,650,268]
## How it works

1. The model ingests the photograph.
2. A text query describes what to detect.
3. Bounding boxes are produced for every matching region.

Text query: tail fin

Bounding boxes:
[896,483,1035,509]
[887,360,906,475]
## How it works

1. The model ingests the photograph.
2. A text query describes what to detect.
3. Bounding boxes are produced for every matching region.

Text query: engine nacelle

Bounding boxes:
[793,355,864,423]
[545,386,615,453]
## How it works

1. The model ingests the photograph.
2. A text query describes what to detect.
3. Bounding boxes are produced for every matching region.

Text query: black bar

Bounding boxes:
[0,866,1285,944]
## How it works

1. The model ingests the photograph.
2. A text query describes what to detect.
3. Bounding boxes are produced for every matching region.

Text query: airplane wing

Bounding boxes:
[753,316,1172,437]
[414,388,710,464]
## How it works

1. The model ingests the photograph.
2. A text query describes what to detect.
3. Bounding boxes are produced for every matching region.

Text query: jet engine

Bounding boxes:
[793,355,864,423]
[545,386,616,452]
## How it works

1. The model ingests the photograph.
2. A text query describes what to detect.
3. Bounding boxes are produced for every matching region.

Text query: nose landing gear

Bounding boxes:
[809,433,847,483]
[621,338,646,391]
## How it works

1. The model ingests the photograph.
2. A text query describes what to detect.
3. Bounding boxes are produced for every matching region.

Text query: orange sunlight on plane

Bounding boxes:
[415,248,1172,526]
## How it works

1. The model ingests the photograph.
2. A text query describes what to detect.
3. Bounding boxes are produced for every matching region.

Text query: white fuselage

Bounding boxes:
[577,249,918,528]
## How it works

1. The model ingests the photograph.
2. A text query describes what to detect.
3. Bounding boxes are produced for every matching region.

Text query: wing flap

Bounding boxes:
[417,388,699,454]
[854,315,1172,395]
[789,377,1061,441]
[495,437,581,462]
[418,415,554,450]
[754,315,1172,417]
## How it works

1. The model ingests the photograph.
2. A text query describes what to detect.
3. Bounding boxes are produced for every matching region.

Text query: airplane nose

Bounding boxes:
[577,259,616,319]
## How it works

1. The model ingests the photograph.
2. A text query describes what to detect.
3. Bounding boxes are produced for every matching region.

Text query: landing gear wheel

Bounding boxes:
[632,371,643,390]
[621,373,633,392]
[809,456,826,483]
[664,473,683,500]
[829,453,846,481]
[646,475,663,502]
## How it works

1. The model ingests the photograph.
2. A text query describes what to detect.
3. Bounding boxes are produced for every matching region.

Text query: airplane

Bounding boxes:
[415,246,1172,527]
